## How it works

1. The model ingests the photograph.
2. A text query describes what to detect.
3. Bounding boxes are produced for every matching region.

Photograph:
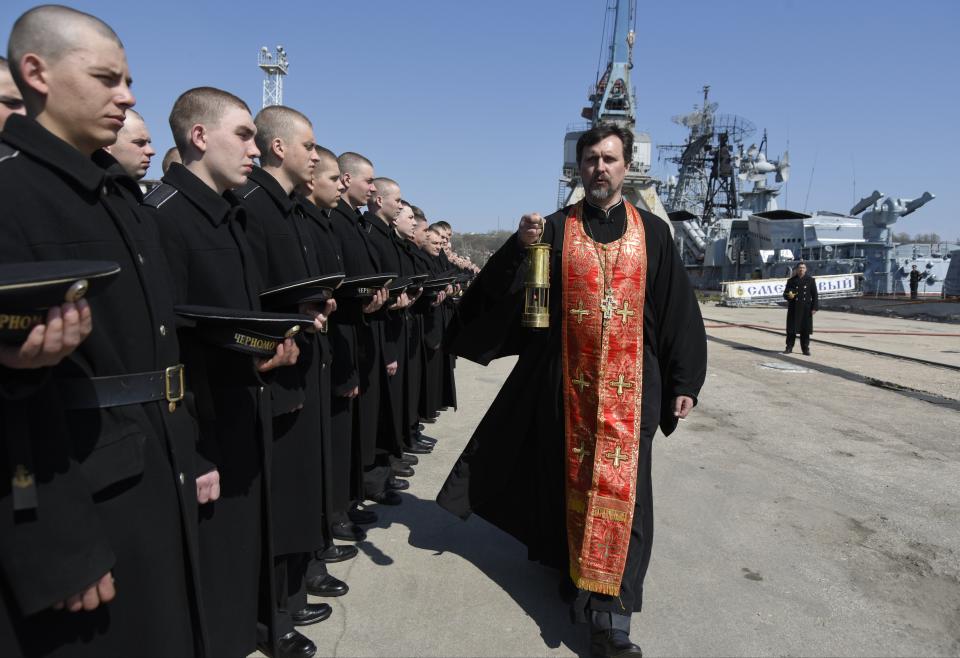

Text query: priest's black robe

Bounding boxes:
[437,201,707,614]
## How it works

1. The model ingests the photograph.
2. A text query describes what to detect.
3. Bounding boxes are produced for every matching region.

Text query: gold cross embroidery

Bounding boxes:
[571,369,589,392]
[569,300,591,324]
[600,290,617,320]
[572,440,591,465]
[615,301,635,325]
[603,444,630,469]
[597,530,620,559]
[608,373,634,397]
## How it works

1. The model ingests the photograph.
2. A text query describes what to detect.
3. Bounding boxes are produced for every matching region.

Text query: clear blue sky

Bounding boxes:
[2,0,958,238]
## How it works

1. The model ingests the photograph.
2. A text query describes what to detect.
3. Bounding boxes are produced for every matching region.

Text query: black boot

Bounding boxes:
[590,611,643,658]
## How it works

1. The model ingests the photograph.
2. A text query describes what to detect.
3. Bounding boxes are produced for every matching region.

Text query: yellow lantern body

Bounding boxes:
[522,243,551,329]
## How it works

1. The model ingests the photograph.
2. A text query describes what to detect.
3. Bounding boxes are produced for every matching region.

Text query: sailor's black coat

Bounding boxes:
[783,274,818,335]
[236,166,326,556]
[0,115,203,656]
[145,163,272,658]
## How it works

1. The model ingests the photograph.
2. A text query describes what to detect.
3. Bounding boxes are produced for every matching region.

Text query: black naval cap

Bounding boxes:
[259,272,346,311]
[174,305,315,358]
[333,273,397,301]
[0,261,121,343]
[404,274,429,292]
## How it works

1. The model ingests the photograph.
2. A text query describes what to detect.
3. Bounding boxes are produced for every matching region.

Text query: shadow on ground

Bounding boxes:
[359,492,590,657]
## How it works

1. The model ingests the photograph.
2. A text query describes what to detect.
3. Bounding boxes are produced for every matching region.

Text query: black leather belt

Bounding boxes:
[58,365,186,412]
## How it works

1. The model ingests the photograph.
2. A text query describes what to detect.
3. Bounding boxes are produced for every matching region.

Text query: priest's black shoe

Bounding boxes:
[400,453,418,466]
[306,574,348,597]
[783,347,793,354]
[368,490,402,506]
[262,630,316,658]
[404,442,432,455]
[291,603,332,626]
[802,348,811,356]
[392,462,414,477]
[316,543,358,563]
[347,507,378,525]
[330,521,366,542]
[590,629,643,658]
[386,476,409,491]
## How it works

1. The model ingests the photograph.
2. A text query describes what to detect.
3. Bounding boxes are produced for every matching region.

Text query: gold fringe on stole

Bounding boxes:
[592,507,629,522]
[574,576,621,596]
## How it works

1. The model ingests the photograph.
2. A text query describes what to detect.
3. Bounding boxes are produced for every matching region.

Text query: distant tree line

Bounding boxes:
[449,230,513,267]
[891,232,956,244]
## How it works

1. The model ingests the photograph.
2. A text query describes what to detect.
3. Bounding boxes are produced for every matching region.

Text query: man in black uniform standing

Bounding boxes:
[237,105,333,658]
[145,86,303,658]
[909,264,922,300]
[783,262,818,356]
[0,6,204,655]
[329,152,398,507]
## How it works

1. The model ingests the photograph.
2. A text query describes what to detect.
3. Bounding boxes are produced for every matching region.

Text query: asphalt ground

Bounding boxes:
[259,304,960,657]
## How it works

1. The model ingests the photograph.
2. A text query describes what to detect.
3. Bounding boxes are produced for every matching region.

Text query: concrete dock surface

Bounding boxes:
[269,304,960,657]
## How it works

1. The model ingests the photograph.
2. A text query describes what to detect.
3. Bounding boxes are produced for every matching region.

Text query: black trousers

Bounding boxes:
[273,552,308,637]
[785,330,810,351]
[910,286,918,300]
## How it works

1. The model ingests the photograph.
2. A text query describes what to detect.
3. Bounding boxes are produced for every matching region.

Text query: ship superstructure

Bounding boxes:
[657,88,947,297]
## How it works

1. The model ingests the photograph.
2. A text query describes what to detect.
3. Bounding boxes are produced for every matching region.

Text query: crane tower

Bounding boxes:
[258,45,289,108]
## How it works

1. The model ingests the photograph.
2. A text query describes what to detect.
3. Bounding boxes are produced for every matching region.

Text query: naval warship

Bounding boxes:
[557,1,953,299]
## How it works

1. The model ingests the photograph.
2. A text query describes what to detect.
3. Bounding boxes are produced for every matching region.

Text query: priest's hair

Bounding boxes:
[7,5,123,90]
[338,152,373,177]
[169,87,251,153]
[254,105,312,165]
[575,124,633,166]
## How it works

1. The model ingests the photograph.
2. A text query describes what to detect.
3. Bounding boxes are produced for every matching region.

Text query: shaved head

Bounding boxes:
[169,86,251,153]
[373,177,399,198]
[7,5,123,91]
[161,146,181,173]
[337,151,373,177]
[254,105,311,166]
[314,144,337,166]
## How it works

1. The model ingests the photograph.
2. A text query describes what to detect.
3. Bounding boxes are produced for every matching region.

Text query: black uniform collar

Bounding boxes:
[294,194,328,223]
[336,198,364,222]
[364,210,393,237]
[247,165,294,213]
[2,114,107,194]
[162,163,233,226]
[583,197,626,224]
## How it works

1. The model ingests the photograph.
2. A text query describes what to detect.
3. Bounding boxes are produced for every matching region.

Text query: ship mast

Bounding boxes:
[558,0,668,222]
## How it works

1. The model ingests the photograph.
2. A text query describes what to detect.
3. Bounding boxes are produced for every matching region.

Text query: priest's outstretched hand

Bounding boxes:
[518,213,544,247]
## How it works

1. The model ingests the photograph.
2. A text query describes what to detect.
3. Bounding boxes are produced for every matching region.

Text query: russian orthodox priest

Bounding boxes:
[437,125,707,658]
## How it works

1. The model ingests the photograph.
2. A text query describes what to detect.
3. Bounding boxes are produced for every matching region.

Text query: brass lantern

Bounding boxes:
[521,243,551,328]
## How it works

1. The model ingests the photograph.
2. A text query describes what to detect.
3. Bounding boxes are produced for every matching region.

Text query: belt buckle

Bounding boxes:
[165,364,185,412]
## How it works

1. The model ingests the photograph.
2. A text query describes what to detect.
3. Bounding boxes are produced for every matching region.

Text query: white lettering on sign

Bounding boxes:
[723,274,858,301]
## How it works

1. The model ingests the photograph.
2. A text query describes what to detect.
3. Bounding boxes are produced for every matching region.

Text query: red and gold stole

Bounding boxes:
[561,200,647,595]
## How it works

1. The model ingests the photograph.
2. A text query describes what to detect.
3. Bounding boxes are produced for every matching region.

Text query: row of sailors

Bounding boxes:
[0,6,476,658]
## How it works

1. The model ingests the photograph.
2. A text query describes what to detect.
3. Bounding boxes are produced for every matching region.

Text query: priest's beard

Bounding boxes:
[588,183,618,203]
